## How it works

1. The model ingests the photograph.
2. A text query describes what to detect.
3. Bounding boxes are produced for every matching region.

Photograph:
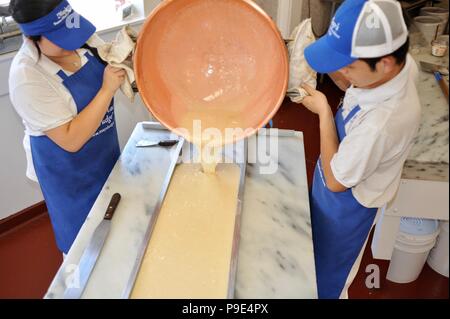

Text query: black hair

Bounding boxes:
[9,0,105,65]
[360,37,410,72]
[9,0,62,57]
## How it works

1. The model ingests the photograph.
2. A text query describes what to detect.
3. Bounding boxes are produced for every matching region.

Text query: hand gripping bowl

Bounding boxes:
[134,0,289,145]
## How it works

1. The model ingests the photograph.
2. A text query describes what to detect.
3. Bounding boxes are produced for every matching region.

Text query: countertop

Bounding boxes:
[45,123,317,299]
[402,30,449,182]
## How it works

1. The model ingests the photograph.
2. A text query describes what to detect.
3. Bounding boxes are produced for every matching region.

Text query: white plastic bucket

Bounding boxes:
[387,217,440,284]
[427,221,449,278]
[414,16,444,44]
[420,6,449,35]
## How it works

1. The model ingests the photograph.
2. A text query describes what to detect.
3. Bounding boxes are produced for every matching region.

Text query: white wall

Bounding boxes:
[253,0,333,39]
[70,0,160,31]
[0,20,155,220]
[0,67,44,219]
[142,0,162,15]
[253,0,305,39]
[253,0,280,21]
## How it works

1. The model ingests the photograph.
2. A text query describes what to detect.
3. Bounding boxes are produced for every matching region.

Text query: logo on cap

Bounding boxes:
[53,4,73,26]
[364,7,381,29]
[328,17,341,39]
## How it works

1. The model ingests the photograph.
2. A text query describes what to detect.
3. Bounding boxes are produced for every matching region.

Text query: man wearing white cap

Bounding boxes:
[301,0,421,298]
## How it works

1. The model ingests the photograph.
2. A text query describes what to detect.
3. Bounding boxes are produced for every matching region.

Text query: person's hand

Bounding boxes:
[301,84,331,117]
[101,65,126,95]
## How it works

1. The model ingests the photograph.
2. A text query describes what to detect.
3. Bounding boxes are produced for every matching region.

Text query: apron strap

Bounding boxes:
[56,51,96,81]
[343,105,361,125]
[84,51,95,61]
[56,69,70,81]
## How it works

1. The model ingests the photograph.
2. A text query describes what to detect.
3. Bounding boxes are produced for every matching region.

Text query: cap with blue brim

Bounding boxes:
[305,0,409,74]
[18,0,96,51]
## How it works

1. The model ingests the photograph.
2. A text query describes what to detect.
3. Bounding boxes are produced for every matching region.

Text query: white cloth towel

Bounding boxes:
[286,18,317,103]
[87,26,138,102]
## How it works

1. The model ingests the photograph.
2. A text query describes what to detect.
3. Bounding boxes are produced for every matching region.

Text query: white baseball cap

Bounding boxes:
[352,0,408,58]
[305,0,409,73]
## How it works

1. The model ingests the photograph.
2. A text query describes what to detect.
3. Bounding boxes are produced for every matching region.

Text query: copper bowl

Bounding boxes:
[134,0,289,145]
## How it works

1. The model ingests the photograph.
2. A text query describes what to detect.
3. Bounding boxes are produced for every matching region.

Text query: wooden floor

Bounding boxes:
[0,76,448,299]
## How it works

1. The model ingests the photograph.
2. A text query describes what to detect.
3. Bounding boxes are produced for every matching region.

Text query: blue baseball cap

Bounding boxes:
[305,0,408,73]
[18,0,96,51]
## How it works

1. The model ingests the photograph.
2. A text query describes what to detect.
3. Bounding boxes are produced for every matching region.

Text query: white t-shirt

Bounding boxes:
[330,54,421,208]
[9,37,93,181]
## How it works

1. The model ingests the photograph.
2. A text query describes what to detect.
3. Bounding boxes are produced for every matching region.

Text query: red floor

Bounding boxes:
[349,230,449,299]
[0,76,447,299]
[0,212,62,299]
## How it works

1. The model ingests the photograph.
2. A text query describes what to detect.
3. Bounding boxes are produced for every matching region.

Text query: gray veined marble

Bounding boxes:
[402,30,449,182]
[236,129,316,298]
[44,123,317,299]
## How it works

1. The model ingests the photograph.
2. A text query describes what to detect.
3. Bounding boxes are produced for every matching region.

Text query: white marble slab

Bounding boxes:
[44,123,317,299]
[402,30,449,182]
[236,129,317,298]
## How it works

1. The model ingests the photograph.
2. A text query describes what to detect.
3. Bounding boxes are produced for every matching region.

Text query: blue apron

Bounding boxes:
[311,104,377,299]
[30,52,120,254]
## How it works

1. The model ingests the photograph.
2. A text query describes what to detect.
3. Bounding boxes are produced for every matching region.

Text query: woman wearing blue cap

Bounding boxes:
[9,0,126,254]
[301,0,421,298]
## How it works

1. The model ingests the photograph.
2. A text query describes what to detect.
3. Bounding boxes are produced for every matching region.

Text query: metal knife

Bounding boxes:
[63,193,121,299]
[135,139,179,148]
